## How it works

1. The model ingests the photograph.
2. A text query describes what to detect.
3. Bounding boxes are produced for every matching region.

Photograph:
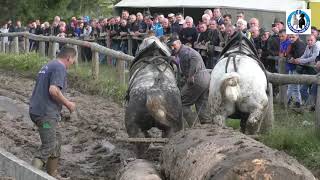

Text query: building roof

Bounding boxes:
[115,0,306,12]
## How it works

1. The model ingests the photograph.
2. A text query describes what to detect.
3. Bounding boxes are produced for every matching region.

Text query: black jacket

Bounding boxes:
[288,39,306,59]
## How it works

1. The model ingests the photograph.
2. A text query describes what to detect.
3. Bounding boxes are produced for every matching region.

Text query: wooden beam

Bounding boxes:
[267,72,319,85]
[0,32,134,62]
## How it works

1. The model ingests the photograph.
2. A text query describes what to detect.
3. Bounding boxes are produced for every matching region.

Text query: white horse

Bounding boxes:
[208,32,268,134]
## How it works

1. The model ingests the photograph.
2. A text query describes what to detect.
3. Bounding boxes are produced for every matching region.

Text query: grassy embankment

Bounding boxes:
[0,52,319,175]
[0,53,127,103]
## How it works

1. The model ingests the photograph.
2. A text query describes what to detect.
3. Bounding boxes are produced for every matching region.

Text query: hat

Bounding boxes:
[145,15,154,20]
[168,13,175,18]
[166,34,180,46]
[274,17,283,24]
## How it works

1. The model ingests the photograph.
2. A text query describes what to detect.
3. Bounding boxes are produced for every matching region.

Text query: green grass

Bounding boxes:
[260,104,320,171]
[225,119,240,130]
[68,63,127,103]
[0,53,319,175]
[0,53,48,73]
[0,53,127,103]
[224,104,320,173]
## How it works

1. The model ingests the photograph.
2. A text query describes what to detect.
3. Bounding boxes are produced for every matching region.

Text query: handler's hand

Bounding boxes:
[66,101,76,113]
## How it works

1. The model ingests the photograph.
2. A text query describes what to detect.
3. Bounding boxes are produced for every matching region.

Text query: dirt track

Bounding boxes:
[0,70,145,180]
[1,70,319,180]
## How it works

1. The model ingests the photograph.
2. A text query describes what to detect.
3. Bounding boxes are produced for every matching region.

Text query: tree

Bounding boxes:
[0,0,118,25]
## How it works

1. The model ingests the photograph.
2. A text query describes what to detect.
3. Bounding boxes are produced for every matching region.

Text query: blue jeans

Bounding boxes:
[287,70,302,104]
[300,84,311,104]
[111,41,120,66]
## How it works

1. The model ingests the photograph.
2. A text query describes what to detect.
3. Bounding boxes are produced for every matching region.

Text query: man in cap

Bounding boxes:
[167,35,211,126]
[168,13,181,34]
[274,17,284,31]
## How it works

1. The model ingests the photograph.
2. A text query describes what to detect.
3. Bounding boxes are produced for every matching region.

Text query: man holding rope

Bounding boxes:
[167,35,211,127]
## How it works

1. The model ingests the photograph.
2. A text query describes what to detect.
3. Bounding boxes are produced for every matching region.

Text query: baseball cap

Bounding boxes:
[168,13,175,18]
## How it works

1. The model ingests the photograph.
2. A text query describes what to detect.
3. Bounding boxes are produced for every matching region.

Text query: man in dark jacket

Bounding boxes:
[168,36,211,126]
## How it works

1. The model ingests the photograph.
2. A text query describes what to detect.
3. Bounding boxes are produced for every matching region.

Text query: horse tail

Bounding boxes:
[146,89,170,126]
[220,72,241,102]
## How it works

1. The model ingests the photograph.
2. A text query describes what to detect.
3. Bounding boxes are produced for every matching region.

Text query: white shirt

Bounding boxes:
[0,28,9,43]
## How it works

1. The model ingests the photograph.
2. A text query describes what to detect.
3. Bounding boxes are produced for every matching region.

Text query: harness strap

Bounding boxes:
[125,56,178,102]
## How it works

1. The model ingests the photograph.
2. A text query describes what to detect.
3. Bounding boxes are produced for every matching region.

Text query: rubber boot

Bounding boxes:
[47,157,70,180]
[46,157,58,177]
[31,158,44,170]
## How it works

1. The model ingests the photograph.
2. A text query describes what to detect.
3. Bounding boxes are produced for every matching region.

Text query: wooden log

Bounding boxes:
[267,72,319,85]
[38,41,46,57]
[161,125,316,180]
[116,58,126,85]
[92,50,99,80]
[115,137,169,143]
[12,37,19,54]
[260,83,274,133]
[24,37,29,53]
[116,159,162,180]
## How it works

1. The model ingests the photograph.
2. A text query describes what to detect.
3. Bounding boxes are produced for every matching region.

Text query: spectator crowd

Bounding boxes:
[1,8,320,110]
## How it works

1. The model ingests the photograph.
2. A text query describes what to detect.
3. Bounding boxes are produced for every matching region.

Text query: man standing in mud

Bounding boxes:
[168,35,211,126]
[29,45,76,178]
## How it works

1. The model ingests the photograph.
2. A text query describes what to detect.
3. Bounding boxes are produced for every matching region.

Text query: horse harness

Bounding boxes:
[125,56,177,102]
[220,32,270,94]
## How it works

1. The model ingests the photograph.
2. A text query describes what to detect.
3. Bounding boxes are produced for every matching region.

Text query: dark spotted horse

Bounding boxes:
[124,36,183,139]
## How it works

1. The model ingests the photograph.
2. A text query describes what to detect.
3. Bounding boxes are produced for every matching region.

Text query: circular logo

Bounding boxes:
[287,10,310,33]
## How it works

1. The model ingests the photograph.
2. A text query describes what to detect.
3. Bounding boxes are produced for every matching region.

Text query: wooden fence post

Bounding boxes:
[106,32,111,64]
[39,41,46,57]
[260,83,274,134]
[315,77,320,136]
[0,37,5,53]
[73,45,78,69]
[13,36,19,54]
[117,58,126,85]
[77,46,83,63]
[49,42,58,59]
[48,42,53,59]
[5,42,9,53]
[24,37,29,53]
[128,35,133,56]
[92,50,99,80]
[278,57,287,107]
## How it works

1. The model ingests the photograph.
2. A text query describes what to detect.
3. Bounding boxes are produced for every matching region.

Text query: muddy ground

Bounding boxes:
[0,70,160,180]
[0,70,319,180]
